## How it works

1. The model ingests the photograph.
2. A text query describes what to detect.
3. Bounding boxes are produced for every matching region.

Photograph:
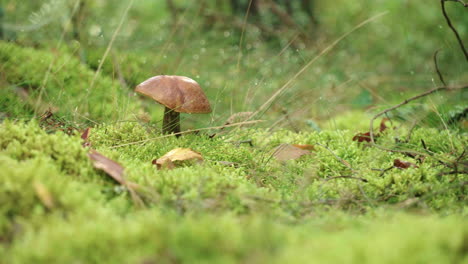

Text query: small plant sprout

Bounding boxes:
[135,75,212,135]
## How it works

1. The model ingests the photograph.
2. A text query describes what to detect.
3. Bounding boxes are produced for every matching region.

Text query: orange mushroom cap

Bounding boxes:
[135,75,211,114]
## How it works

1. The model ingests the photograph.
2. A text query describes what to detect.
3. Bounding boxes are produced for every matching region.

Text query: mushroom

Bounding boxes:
[135,75,211,135]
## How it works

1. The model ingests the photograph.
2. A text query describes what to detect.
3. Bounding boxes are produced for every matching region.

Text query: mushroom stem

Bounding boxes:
[163,106,180,135]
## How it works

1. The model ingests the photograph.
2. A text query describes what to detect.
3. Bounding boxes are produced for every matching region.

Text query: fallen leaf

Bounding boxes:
[153,148,204,170]
[88,150,126,184]
[152,157,175,170]
[291,144,315,151]
[393,159,418,169]
[34,181,55,209]
[81,127,91,140]
[88,150,144,207]
[273,144,311,161]
[81,127,91,147]
[353,118,390,143]
[379,118,390,133]
[352,132,372,143]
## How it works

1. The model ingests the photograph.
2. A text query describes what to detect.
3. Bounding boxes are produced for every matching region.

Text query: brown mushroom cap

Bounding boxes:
[135,75,211,114]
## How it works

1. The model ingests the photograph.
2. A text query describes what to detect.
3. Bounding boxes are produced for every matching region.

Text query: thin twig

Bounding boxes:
[324,175,368,183]
[433,49,447,86]
[315,143,354,171]
[441,0,468,60]
[369,84,468,144]
[455,149,466,163]
[421,139,452,167]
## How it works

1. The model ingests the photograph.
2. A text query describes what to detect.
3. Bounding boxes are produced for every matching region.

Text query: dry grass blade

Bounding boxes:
[250,11,389,120]
[88,0,135,93]
[110,120,264,148]
[34,0,82,116]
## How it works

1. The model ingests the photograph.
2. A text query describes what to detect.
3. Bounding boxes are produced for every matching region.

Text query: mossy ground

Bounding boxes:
[0,120,466,263]
[1,0,467,262]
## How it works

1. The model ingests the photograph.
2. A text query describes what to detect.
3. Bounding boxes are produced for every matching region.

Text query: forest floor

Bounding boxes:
[0,1,467,263]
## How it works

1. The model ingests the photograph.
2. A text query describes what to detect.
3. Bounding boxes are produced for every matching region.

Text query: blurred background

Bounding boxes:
[0,0,467,132]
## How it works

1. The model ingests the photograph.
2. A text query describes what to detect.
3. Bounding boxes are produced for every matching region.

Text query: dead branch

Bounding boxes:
[433,49,447,86]
[441,0,468,60]
[369,84,468,144]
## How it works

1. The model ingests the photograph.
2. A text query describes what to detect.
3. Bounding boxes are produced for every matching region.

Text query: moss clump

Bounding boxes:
[88,122,467,213]
[0,120,92,178]
[0,42,140,122]
[0,155,117,240]
[2,211,466,264]
[0,121,466,263]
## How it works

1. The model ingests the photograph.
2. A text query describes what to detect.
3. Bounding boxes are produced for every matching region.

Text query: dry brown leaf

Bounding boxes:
[81,127,91,141]
[88,150,126,184]
[393,159,418,169]
[34,181,55,209]
[153,148,203,170]
[352,132,373,143]
[81,127,91,147]
[352,118,391,143]
[88,150,144,207]
[379,118,390,133]
[273,144,311,161]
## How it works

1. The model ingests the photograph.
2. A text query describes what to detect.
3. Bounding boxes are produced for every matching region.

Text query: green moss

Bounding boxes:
[0,121,466,263]
[0,85,35,120]
[0,42,140,122]
[0,120,92,178]
[0,155,118,239]
[3,211,466,264]
[86,122,467,213]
